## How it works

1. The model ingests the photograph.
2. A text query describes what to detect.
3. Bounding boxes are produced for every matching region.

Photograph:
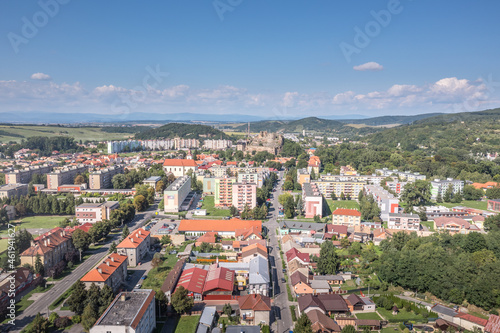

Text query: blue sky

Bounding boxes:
[0,0,499,119]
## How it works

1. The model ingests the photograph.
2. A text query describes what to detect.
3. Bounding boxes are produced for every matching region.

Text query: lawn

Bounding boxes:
[326,199,360,213]
[0,239,8,253]
[420,221,435,231]
[174,315,200,333]
[439,200,487,210]
[12,215,72,230]
[381,327,401,333]
[341,280,359,291]
[356,312,383,320]
[377,308,427,322]
[142,248,184,290]
[201,196,231,217]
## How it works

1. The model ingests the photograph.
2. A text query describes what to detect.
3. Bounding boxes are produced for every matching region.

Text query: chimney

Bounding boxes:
[98,268,102,273]
[106,261,110,266]
[47,239,51,245]
[130,238,134,243]
[44,240,47,247]
[111,256,115,262]
[139,230,142,235]
[121,294,126,302]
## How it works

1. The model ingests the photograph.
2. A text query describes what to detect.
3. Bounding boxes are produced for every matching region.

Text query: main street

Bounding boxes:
[267,171,294,333]
[7,203,158,333]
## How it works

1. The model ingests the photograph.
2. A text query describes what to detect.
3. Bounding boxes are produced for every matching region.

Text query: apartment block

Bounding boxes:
[89,165,124,189]
[232,182,257,211]
[238,171,269,188]
[297,168,311,186]
[319,174,385,186]
[387,213,420,231]
[332,208,361,228]
[210,165,228,177]
[0,183,28,199]
[215,176,237,207]
[385,180,408,195]
[312,180,365,199]
[90,289,156,333]
[80,253,128,292]
[163,175,192,212]
[203,139,233,150]
[430,178,465,200]
[375,168,426,182]
[5,164,52,184]
[47,164,88,190]
[303,182,323,218]
[364,185,399,221]
[117,229,151,267]
[75,201,120,224]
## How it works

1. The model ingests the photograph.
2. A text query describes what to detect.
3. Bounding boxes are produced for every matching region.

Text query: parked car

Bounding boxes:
[135,284,142,289]
[141,275,147,280]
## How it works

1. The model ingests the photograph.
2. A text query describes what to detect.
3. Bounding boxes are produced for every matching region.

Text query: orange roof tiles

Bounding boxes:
[238,294,271,311]
[117,228,150,249]
[178,218,262,233]
[163,159,197,167]
[332,208,361,217]
[80,253,128,282]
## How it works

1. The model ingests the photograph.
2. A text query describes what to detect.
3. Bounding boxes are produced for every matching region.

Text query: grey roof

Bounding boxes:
[218,262,249,272]
[226,327,260,333]
[197,325,208,333]
[144,176,162,182]
[199,306,217,327]
[432,304,458,318]
[313,275,344,282]
[310,279,330,290]
[279,221,326,232]
[249,256,270,285]
[95,290,154,327]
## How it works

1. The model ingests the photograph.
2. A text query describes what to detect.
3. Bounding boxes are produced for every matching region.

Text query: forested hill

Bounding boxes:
[134,123,228,140]
[338,113,443,126]
[235,117,345,133]
[366,107,500,153]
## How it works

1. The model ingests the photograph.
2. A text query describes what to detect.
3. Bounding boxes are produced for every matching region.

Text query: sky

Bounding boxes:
[0,0,499,120]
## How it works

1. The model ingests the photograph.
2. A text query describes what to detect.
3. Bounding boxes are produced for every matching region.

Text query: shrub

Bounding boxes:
[55,316,72,329]
[72,315,81,324]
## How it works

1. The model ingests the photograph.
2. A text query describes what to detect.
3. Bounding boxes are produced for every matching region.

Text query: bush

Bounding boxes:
[49,312,59,324]
[55,316,72,329]
[490,309,499,315]
[290,305,297,321]
[72,315,81,324]
[399,323,407,330]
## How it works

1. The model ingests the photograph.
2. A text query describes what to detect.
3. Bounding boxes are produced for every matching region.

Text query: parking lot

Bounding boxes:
[145,217,180,237]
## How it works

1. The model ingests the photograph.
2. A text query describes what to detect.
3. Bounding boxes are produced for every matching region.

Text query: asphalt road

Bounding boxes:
[6,204,158,332]
[268,172,294,333]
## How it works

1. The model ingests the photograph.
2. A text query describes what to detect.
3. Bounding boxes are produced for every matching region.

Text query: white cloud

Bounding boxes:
[353,62,384,71]
[30,73,52,80]
[282,92,299,107]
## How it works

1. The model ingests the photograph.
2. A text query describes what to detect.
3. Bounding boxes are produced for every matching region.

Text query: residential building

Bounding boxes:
[434,217,472,235]
[430,178,465,200]
[488,199,500,212]
[20,227,74,271]
[209,165,228,178]
[89,165,124,189]
[340,165,357,176]
[117,229,151,266]
[5,165,52,184]
[307,310,342,333]
[308,156,321,175]
[232,182,257,211]
[453,313,488,332]
[203,139,232,150]
[332,208,361,228]
[241,243,268,263]
[238,294,271,325]
[75,201,120,224]
[163,159,198,177]
[203,177,216,194]
[385,180,408,195]
[0,183,28,199]
[297,168,311,186]
[364,185,399,221]
[80,253,128,292]
[214,176,236,207]
[178,218,262,237]
[143,176,162,188]
[303,183,323,218]
[0,268,36,306]
[375,168,426,182]
[298,294,349,316]
[163,175,192,212]
[324,225,348,239]
[248,256,270,296]
[278,221,325,236]
[291,271,313,296]
[47,165,88,190]
[286,248,310,266]
[472,182,499,191]
[312,180,364,199]
[198,306,218,333]
[90,289,156,333]
[237,171,268,188]
[387,213,420,231]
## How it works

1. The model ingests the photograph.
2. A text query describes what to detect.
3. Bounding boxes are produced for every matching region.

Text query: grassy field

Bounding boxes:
[439,200,488,210]
[341,279,359,291]
[377,308,427,322]
[420,221,435,231]
[355,312,383,320]
[0,239,8,253]
[0,125,132,143]
[201,196,231,217]
[326,199,360,213]
[381,327,401,333]
[15,215,71,229]
[174,315,200,333]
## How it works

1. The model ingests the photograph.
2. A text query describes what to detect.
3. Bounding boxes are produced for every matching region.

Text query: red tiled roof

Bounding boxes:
[332,208,361,217]
[117,228,150,249]
[238,294,271,311]
[203,264,234,292]
[178,218,262,233]
[21,227,72,257]
[485,315,500,333]
[235,226,263,240]
[434,217,470,229]
[80,253,128,282]
[195,232,217,246]
[163,159,198,167]
[176,267,207,294]
[456,313,488,327]
[286,248,310,263]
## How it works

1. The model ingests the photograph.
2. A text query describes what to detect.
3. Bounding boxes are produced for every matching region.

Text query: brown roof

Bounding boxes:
[317,294,349,312]
[347,293,364,306]
[290,271,308,286]
[288,260,308,274]
[21,227,72,257]
[308,309,341,332]
[238,294,271,311]
[298,294,325,314]
[161,258,186,294]
[434,217,470,229]
[456,313,488,327]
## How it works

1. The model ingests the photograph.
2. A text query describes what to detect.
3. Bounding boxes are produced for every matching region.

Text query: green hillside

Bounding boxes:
[135,123,227,140]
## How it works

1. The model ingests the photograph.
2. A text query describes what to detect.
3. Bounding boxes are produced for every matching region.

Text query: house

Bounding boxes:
[0,268,35,306]
[310,279,331,294]
[286,248,310,265]
[279,221,326,236]
[346,294,365,312]
[241,243,268,263]
[163,159,198,177]
[235,226,263,241]
[90,289,156,333]
[248,256,270,296]
[307,310,342,333]
[288,260,309,277]
[308,156,321,175]
[298,294,349,316]
[80,253,128,292]
[453,312,488,331]
[312,275,344,285]
[143,176,161,189]
[176,267,208,301]
[161,258,186,302]
[20,227,74,271]
[291,271,313,296]
[434,217,472,235]
[324,225,348,240]
[238,294,271,325]
[178,218,262,238]
[195,232,218,247]
[203,264,235,300]
[485,315,500,333]
[117,229,151,267]
[332,209,362,228]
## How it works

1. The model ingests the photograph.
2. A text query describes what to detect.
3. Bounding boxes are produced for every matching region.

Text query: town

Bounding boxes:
[1,122,500,333]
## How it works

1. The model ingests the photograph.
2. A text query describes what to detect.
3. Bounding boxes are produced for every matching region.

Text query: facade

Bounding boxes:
[89,165,124,189]
[75,201,120,224]
[163,175,192,212]
[297,168,311,186]
[80,253,128,292]
[430,178,465,200]
[388,213,420,231]
[312,180,364,199]
[0,183,28,199]
[5,165,52,184]
[332,208,361,228]
[214,176,236,207]
[117,229,151,266]
[375,168,426,182]
[385,181,408,195]
[303,183,323,218]
[238,294,271,325]
[434,217,472,234]
[20,227,74,270]
[47,165,88,190]
[163,159,198,177]
[143,176,161,188]
[203,139,233,150]
[232,182,257,211]
[90,289,156,333]
[364,185,399,221]
[487,199,500,212]
[238,172,268,188]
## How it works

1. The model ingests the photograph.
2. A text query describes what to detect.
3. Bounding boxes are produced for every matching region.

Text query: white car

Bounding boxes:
[135,284,142,289]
